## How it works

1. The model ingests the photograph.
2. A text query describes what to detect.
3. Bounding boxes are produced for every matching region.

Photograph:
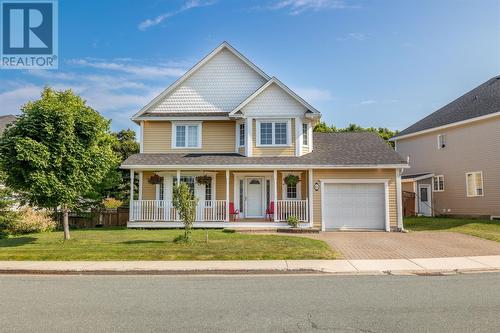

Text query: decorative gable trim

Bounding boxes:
[131,42,271,121]
[229,77,321,117]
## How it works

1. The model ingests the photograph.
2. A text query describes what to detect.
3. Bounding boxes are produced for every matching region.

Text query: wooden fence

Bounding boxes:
[58,207,129,228]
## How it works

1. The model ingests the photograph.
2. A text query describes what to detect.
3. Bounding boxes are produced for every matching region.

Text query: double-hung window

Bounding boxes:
[437,134,446,149]
[433,175,444,192]
[173,123,201,148]
[238,123,245,147]
[466,172,484,197]
[257,120,289,146]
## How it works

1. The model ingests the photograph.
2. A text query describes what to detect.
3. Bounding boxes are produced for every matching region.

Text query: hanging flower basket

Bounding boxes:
[196,175,212,186]
[284,174,301,187]
[148,174,163,185]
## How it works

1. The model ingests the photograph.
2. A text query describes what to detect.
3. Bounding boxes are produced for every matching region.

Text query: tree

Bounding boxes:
[0,88,117,240]
[313,122,399,147]
[172,183,197,242]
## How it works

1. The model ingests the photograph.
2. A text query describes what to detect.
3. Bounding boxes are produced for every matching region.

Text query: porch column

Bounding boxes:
[308,169,314,228]
[273,169,278,222]
[129,169,134,222]
[225,170,230,222]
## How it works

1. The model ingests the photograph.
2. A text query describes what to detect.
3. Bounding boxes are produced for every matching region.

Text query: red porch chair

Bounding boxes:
[229,202,240,221]
[266,201,275,221]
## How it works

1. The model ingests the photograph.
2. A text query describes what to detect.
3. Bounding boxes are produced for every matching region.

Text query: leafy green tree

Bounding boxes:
[314,122,399,147]
[172,183,197,242]
[0,88,117,240]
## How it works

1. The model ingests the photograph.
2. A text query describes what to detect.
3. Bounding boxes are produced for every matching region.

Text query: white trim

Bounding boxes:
[391,111,500,141]
[401,173,434,182]
[308,169,313,228]
[417,183,432,216]
[396,169,403,230]
[245,117,253,157]
[229,77,320,115]
[139,121,144,153]
[171,121,202,149]
[432,175,445,192]
[132,42,270,120]
[135,116,230,122]
[256,119,292,147]
[225,170,230,222]
[122,164,410,170]
[466,171,484,197]
[320,179,391,232]
[295,117,302,156]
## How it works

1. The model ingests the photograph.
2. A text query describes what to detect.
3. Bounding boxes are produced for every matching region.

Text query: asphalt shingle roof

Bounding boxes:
[122,132,406,168]
[393,75,500,138]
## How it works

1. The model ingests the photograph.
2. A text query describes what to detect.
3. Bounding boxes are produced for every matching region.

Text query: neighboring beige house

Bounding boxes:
[121,42,408,231]
[392,76,500,219]
[0,115,16,135]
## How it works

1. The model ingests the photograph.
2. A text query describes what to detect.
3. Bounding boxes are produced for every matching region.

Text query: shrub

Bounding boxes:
[0,211,21,237]
[4,208,56,235]
[287,215,300,228]
[102,198,123,209]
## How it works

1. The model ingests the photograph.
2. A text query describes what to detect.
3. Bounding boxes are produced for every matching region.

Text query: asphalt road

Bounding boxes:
[1,273,499,332]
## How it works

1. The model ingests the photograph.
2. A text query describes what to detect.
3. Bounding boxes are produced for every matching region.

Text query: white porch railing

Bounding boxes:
[132,200,226,222]
[276,200,308,222]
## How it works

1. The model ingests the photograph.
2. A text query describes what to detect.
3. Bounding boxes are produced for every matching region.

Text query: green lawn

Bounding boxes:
[404,216,500,242]
[0,228,338,261]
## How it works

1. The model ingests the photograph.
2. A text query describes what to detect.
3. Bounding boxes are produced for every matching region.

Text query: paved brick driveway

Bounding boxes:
[307,231,500,259]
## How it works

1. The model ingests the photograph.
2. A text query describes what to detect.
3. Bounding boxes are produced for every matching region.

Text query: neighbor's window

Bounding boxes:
[466,172,484,197]
[302,123,308,145]
[437,134,446,149]
[258,121,289,146]
[174,124,200,148]
[239,123,245,147]
[433,175,444,192]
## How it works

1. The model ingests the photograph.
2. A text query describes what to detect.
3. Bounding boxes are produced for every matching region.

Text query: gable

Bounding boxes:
[148,48,267,114]
[240,82,308,117]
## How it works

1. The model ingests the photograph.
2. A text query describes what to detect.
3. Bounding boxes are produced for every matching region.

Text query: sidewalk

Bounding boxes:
[1,255,500,275]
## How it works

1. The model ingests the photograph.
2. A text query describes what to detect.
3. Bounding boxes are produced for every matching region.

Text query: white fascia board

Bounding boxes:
[121,164,410,170]
[131,41,271,120]
[229,77,321,116]
[390,111,500,141]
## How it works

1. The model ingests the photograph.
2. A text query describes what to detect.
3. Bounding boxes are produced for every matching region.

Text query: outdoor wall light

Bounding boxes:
[314,182,320,191]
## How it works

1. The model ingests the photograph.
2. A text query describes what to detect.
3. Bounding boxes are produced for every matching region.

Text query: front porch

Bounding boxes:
[128,169,313,228]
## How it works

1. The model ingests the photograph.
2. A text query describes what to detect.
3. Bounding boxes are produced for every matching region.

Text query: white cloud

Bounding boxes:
[294,87,334,102]
[337,32,367,41]
[360,100,377,105]
[138,0,217,31]
[68,58,186,78]
[268,0,357,15]
[0,85,42,115]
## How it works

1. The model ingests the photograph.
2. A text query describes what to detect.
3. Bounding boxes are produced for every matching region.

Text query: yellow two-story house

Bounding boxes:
[121,42,408,231]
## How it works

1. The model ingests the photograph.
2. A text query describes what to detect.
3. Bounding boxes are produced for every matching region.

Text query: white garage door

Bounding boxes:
[323,183,386,230]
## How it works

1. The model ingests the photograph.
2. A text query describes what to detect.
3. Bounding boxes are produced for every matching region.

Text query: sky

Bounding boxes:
[1,0,499,132]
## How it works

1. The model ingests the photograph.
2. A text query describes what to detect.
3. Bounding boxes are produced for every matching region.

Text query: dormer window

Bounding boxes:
[256,120,291,146]
[437,134,446,149]
[172,122,202,148]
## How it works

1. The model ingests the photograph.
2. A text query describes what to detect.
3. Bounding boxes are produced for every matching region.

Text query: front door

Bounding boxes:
[245,177,264,218]
[418,184,432,216]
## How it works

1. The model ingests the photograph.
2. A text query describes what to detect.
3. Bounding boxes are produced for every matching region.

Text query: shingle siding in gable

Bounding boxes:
[241,83,307,117]
[151,49,267,114]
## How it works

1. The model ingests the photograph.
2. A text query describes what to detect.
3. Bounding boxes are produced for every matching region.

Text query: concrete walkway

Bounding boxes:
[1,255,499,275]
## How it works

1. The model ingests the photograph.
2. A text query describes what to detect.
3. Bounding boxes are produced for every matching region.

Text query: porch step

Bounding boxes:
[225,227,279,233]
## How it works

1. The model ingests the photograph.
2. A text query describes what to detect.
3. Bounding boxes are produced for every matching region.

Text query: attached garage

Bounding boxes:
[321,180,389,231]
